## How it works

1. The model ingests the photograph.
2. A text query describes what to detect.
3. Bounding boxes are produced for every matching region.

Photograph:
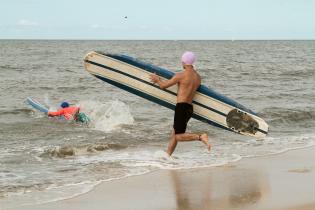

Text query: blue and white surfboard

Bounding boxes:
[84,51,268,138]
[26,97,49,114]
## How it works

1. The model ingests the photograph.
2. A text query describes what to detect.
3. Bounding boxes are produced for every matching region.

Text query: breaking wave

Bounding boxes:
[78,100,134,132]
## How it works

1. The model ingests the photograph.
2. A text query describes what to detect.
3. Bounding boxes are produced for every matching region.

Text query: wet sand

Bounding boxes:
[21,146,315,210]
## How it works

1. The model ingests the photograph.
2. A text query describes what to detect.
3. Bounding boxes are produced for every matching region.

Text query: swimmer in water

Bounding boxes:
[48,102,79,120]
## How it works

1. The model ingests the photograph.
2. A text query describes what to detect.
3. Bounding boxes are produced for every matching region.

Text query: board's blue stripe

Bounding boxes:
[85,60,227,118]
[93,74,233,133]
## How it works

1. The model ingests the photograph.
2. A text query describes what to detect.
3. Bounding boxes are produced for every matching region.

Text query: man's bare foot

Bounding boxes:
[200,133,211,151]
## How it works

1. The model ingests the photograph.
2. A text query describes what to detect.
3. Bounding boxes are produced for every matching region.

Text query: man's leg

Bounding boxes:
[175,133,211,151]
[166,129,178,156]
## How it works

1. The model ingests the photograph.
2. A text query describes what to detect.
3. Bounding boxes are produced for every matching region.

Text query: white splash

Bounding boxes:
[78,100,134,132]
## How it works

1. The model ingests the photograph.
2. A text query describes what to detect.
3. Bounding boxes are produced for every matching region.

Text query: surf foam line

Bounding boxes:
[6,141,314,208]
[242,141,315,159]
[0,169,153,209]
[2,143,314,210]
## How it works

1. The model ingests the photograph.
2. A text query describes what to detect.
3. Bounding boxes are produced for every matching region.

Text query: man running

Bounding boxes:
[149,51,211,156]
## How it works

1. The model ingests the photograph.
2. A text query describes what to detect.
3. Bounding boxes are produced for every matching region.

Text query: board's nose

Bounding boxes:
[84,51,95,60]
[83,51,96,72]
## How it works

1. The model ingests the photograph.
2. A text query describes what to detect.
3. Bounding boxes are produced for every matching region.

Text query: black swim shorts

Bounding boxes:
[173,103,193,134]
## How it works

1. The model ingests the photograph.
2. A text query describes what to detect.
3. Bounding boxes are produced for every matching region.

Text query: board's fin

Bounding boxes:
[226,109,259,134]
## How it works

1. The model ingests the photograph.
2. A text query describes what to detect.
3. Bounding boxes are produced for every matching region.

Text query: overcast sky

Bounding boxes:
[1,0,315,40]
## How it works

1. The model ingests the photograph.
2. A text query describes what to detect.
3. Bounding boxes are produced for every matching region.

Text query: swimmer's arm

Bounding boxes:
[150,73,181,89]
[48,109,64,117]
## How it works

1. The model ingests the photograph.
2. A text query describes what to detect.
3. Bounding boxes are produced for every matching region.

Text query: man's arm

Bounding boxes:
[149,73,181,89]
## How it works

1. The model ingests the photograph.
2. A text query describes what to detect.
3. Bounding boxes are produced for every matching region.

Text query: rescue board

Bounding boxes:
[84,51,268,138]
[26,97,48,114]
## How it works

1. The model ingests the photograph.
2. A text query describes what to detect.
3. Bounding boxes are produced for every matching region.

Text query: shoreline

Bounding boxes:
[12,144,315,210]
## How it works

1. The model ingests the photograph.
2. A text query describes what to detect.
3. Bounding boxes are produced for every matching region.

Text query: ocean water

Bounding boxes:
[0,40,315,209]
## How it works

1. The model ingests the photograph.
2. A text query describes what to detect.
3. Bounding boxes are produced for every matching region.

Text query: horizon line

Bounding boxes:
[1,38,315,41]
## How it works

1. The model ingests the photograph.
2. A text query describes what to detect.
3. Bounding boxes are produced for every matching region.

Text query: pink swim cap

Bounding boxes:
[181,51,196,65]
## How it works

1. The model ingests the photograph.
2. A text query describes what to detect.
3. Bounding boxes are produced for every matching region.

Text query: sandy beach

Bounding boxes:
[16,145,315,210]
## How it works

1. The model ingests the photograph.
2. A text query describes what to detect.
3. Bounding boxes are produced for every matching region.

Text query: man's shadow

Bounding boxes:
[169,166,269,210]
